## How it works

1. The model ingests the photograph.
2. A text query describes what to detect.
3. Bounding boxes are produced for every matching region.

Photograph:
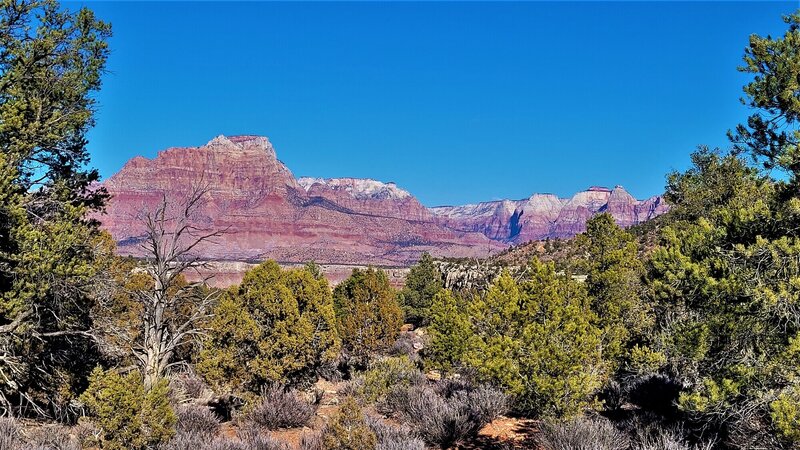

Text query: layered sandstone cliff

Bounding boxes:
[101,135,503,265]
[430,185,668,243]
[100,135,668,266]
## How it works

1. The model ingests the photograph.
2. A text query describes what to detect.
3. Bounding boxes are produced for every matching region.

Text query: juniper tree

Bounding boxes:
[333,268,403,366]
[462,262,605,418]
[398,252,443,326]
[426,289,471,374]
[198,260,340,394]
[582,213,650,369]
[0,0,111,417]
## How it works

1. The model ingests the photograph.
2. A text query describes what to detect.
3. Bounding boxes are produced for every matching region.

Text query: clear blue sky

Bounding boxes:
[77,1,794,206]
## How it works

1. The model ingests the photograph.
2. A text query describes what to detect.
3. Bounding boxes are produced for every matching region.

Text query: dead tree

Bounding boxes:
[133,186,223,390]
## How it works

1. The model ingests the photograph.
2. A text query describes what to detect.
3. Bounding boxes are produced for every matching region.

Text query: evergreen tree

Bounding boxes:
[640,12,800,446]
[646,149,788,447]
[0,0,111,416]
[461,261,605,418]
[198,261,340,394]
[398,252,443,326]
[425,289,472,374]
[730,11,800,189]
[583,213,650,369]
[80,367,176,450]
[333,268,403,365]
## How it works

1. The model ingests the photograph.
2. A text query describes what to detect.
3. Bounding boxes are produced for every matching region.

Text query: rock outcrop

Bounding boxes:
[298,177,431,221]
[100,135,503,266]
[100,134,669,267]
[431,185,668,243]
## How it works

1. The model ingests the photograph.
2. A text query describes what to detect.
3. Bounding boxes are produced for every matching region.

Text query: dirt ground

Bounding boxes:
[247,379,539,450]
[234,414,540,450]
[29,378,541,449]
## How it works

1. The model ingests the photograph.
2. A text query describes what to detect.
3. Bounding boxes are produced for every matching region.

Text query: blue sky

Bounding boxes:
[78,1,794,206]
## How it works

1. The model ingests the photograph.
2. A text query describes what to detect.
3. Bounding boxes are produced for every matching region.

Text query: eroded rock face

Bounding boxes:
[100,135,503,266]
[100,134,668,268]
[431,185,669,243]
[298,177,431,221]
[429,200,520,241]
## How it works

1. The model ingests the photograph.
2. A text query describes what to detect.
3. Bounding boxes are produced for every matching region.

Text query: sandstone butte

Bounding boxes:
[99,135,669,283]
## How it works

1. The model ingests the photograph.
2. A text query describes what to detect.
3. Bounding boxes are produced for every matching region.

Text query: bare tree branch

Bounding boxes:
[101,184,223,389]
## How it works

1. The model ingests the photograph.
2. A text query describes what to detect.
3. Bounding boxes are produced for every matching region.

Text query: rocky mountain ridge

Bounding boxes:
[431,185,667,243]
[99,135,667,267]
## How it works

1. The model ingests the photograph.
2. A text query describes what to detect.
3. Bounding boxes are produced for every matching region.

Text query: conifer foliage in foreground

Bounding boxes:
[4,1,800,449]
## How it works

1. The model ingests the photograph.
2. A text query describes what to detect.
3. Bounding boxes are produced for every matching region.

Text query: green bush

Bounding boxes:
[425,289,472,375]
[398,252,443,326]
[322,397,377,450]
[198,261,340,394]
[771,386,800,444]
[357,356,425,403]
[334,268,403,365]
[426,260,605,419]
[79,367,176,450]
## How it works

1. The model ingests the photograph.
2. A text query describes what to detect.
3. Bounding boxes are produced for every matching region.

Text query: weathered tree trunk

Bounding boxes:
[128,187,222,391]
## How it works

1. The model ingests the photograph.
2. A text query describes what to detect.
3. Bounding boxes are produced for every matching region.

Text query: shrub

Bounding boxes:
[366,415,425,450]
[161,430,292,450]
[389,332,420,360]
[464,383,510,424]
[144,376,179,445]
[338,377,365,399]
[536,417,628,450]
[395,383,508,449]
[316,360,345,382]
[400,387,479,449]
[770,385,800,444]
[239,428,293,450]
[0,418,22,450]
[461,264,606,418]
[74,420,102,448]
[79,367,176,450]
[431,378,473,398]
[0,418,81,450]
[632,427,715,450]
[334,268,403,366]
[300,432,323,450]
[171,371,209,401]
[321,397,377,450]
[359,356,425,403]
[160,432,245,450]
[25,424,81,450]
[300,431,324,450]
[243,385,317,430]
[377,384,413,416]
[175,405,219,436]
[249,436,293,450]
[198,261,341,394]
[398,252,444,326]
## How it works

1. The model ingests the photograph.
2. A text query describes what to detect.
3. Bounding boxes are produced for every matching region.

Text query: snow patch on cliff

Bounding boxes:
[206,135,275,155]
[431,200,521,219]
[298,177,412,200]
